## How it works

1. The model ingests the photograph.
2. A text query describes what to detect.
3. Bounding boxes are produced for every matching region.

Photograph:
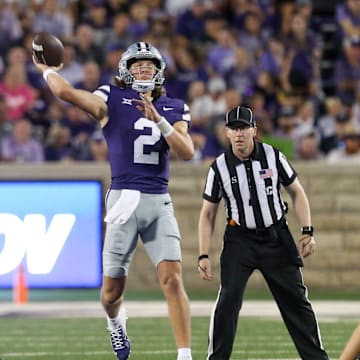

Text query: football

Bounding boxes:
[32,32,64,67]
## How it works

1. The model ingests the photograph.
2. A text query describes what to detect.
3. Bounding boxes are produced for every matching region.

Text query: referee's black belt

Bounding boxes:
[227,217,285,235]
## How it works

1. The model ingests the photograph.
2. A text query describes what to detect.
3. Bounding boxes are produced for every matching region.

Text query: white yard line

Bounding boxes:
[0,300,359,319]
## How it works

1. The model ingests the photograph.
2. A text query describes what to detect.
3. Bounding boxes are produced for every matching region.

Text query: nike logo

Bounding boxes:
[164,201,172,205]
[163,106,174,111]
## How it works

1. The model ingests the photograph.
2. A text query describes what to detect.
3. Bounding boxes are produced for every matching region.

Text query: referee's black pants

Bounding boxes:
[207,223,329,360]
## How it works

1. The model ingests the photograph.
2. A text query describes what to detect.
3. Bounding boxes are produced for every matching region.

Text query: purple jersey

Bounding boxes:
[93,85,191,193]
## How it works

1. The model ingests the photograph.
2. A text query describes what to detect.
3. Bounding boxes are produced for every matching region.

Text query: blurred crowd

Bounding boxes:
[0,0,359,164]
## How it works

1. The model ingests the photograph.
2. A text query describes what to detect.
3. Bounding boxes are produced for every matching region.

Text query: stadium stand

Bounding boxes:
[0,0,359,164]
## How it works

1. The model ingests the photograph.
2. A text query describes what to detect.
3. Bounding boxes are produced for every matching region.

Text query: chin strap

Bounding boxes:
[132,80,155,93]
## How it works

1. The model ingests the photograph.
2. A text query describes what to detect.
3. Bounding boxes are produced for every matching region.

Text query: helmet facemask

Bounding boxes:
[118,42,166,93]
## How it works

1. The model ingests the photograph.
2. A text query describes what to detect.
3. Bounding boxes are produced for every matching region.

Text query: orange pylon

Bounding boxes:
[13,264,29,304]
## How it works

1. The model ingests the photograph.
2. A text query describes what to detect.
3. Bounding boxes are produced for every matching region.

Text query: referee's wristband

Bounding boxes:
[156,117,175,138]
[43,69,58,82]
[301,226,314,236]
[198,254,209,261]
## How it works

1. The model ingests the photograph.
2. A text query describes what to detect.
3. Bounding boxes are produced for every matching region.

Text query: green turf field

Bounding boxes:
[0,317,357,360]
[2,288,360,302]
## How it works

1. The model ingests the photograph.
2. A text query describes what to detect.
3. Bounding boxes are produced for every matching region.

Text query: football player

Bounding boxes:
[33,41,194,360]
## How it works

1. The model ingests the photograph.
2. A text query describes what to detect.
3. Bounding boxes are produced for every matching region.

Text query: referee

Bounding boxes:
[198,106,329,360]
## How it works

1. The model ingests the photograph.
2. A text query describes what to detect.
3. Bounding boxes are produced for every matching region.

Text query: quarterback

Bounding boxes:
[33,42,194,360]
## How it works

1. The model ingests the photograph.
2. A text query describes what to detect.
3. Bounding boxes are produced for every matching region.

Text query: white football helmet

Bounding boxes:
[118,42,166,92]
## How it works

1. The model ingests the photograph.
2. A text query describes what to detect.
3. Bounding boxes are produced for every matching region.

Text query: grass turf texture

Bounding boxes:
[0,317,357,360]
[1,288,360,301]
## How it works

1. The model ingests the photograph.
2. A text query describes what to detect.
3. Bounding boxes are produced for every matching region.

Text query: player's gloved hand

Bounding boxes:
[299,235,315,258]
[198,257,212,281]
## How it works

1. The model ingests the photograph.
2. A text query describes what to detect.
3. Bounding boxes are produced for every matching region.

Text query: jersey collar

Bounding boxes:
[227,141,261,164]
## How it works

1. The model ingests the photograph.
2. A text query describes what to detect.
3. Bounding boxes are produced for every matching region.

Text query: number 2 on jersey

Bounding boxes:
[133,118,161,164]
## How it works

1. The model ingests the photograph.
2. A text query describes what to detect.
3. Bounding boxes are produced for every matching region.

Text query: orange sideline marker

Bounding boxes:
[13,264,29,304]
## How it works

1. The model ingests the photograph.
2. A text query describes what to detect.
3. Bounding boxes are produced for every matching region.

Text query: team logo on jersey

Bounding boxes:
[259,168,273,179]
[122,98,133,105]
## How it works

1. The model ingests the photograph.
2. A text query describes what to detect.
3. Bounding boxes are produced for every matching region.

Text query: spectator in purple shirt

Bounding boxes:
[206,27,237,77]
[203,13,227,47]
[73,23,105,65]
[237,12,268,58]
[0,0,23,55]
[226,0,266,33]
[284,12,322,58]
[58,42,84,86]
[100,42,126,85]
[295,0,322,33]
[335,0,360,39]
[44,122,73,161]
[174,0,211,45]
[258,36,286,78]
[284,13,322,84]
[225,46,258,97]
[60,104,96,140]
[127,2,150,39]
[104,12,135,51]
[166,45,208,100]
[32,0,73,43]
[0,118,44,162]
[80,0,113,47]
[254,71,281,119]
[334,36,360,105]
[74,61,102,92]
[201,120,228,162]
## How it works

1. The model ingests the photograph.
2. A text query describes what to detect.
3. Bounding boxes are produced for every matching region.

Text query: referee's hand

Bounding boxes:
[299,235,316,258]
[198,258,212,280]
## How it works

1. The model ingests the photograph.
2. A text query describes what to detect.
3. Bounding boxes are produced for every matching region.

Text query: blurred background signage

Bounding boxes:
[0,180,103,288]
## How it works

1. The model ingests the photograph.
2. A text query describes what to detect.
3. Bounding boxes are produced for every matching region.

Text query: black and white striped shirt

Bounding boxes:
[203,142,297,230]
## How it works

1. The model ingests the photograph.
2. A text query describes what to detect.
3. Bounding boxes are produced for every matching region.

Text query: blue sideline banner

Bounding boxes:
[0,180,103,288]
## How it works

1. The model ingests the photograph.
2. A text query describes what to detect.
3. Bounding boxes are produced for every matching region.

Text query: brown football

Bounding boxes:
[32,32,64,67]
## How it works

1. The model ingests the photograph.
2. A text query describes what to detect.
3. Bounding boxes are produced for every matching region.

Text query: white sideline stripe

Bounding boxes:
[2,350,177,357]
[0,300,360,318]
[2,352,106,357]
[1,352,300,360]
[1,351,300,357]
